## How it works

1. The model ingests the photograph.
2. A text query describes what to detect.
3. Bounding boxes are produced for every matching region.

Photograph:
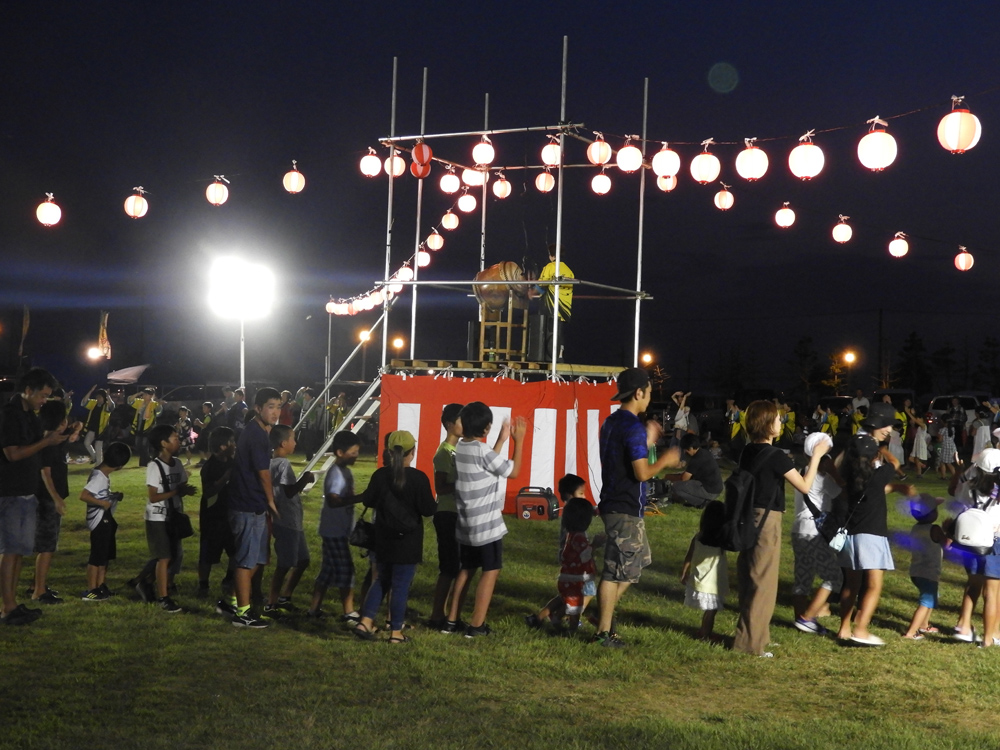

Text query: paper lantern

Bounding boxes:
[371,289,385,306]
[124,188,148,219]
[587,135,612,165]
[857,118,897,171]
[440,169,460,194]
[656,174,678,192]
[410,161,431,179]
[651,144,681,177]
[325,299,337,314]
[955,246,974,271]
[616,142,643,173]
[358,295,375,311]
[938,107,982,153]
[888,232,908,258]
[206,178,229,206]
[441,210,459,230]
[541,140,561,166]
[775,202,795,228]
[714,186,734,211]
[493,174,511,199]
[387,277,403,294]
[788,134,824,180]
[283,161,305,193]
[457,192,477,212]
[461,168,486,187]
[690,152,721,184]
[426,230,444,250]
[360,148,382,177]
[397,265,414,281]
[735,142,768,180]
[832,216,852,244]
[472,136,495,166]
[591,171,611,195]
[384,152,405,177]
[417,250,431,268]
[36,194,61,226]
[412,141,433,165]
[535,170,555,193]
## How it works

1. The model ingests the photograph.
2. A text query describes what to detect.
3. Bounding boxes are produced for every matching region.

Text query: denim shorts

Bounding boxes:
[911,576,939,609]
[0,495,38,556]
[34,495,62,554]
[228,511,269,569]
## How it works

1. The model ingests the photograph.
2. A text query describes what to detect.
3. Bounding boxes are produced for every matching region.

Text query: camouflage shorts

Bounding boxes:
[601,513,651,584]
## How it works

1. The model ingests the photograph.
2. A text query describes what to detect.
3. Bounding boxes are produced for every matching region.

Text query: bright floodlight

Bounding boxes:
[844,351,856,364]
[208,257,275,319]
[641,352,653,365]
[359,330,371,342]
[87,346,103,360]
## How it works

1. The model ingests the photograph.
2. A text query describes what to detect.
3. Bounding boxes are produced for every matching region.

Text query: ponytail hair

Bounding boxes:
[382,443,412,491]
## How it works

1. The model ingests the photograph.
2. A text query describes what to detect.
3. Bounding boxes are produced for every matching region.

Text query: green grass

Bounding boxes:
[3,455,1000,750]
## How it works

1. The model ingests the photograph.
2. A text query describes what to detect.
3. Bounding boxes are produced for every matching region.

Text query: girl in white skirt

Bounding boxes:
[909,414,930,477]
[680,501,729,643]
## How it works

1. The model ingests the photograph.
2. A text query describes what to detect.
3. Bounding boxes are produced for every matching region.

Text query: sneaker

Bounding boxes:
[340,611,361,624]
[593,631,626,648]
[439,619,465,634]
[26,585,59,597]
[759,652,775,658]
[36,591,63,605]
[276,597,299,612]
[215,599,238,616]
[98,583,116,598]
[954,627,977,643]
[232,612,269,629]
[524,614,542,629]
[159,597,182,613]
[464,623,492,638]
[261,605,284,619]
[81,588,110,602]
[2,604,42,625]
[306,608,328,619]
[135,581,155,604]
[794,617,829,635]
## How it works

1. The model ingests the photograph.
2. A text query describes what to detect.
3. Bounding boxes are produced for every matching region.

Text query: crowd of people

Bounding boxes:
[4,365,1000,658]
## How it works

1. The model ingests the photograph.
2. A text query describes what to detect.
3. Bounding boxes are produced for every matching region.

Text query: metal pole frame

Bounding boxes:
[633,78,649,367]
[409,67,428,360]
[381,57,398,373]
[550,35,569,380]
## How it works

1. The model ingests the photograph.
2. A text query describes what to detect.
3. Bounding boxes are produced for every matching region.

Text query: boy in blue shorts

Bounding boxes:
[308,430,362,621]
[79,443,131,600]
[444,401,526,638]
[265,424,314,615]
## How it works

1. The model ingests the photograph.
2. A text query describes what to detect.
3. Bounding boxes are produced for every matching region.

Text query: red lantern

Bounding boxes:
[410,161,431,179]
[412,141,433,165]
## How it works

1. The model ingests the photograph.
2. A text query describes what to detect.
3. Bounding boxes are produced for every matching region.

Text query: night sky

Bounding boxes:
[1,2,997,397]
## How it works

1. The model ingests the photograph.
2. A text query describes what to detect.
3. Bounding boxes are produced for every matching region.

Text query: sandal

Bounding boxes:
[388,635,410,644]
[918,627,939,634]
[353,624,377,641]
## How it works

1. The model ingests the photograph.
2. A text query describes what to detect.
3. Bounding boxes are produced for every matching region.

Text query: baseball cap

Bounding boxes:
[862,402,903,430]
[909,493,943,521]
[610,368,650,401]
[975,448,1000,473]
[387,430,416,453]
[853,434,880,459]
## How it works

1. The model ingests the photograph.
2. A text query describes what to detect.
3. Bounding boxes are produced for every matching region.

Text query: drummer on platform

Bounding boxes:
[533,244,574,362]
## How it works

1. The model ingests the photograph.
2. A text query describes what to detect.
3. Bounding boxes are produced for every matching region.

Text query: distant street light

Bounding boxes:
[641,352,653,365]
[359,329,371,381]
[392,336,405,359]
[844,351,856,364]
[844,350,856,392]
[208,257,275,387]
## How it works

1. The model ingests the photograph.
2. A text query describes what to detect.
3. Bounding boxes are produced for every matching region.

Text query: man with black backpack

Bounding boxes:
[593,368,682,648]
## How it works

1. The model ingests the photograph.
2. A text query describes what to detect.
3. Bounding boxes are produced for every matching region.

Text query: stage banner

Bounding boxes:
[378,374,619,513]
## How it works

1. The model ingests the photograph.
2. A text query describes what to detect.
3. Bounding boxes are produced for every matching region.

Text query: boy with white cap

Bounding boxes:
[792,431,843,634]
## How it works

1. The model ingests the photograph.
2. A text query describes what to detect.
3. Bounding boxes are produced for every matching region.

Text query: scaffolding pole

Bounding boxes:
[381,57,398,372]
[633,77,648,367]
[409,67,427,360]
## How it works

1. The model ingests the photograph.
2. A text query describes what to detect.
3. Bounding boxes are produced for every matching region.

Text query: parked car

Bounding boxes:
[927,394,991,430]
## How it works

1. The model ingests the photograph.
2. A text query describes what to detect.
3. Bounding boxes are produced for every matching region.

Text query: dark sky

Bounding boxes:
[1,1,998,396]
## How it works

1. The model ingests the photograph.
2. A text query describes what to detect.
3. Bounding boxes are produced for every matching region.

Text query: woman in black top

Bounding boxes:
[732,401,830,657]
[354,430,436,643]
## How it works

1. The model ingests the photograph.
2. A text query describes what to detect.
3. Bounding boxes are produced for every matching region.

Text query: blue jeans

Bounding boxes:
[361,562,417,631]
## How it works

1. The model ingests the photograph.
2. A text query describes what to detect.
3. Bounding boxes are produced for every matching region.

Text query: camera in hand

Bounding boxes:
[108,492,124,504]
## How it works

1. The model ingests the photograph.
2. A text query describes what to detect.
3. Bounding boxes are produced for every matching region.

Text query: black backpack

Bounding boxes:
[377,484,419,538]
[721,446,781,552]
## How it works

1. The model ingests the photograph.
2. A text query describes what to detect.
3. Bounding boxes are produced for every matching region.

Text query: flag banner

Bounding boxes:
[98,310,111,358]
[378,374,618,512]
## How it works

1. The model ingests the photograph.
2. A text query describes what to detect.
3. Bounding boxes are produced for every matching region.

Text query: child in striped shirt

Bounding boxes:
[443,401,526,638]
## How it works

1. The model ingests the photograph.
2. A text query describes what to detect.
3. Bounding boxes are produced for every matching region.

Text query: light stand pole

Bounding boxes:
[239,317,245,388]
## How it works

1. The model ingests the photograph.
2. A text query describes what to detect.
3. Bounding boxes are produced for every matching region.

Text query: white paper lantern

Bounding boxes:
[461,168,486,187]
[440,170,460,194]
[492,175,511,199]
[384,153,405,177]
[857,125,897,171]
[360,148,382,177]
[457,192,477,212]
[541,141,561,166]
[775,203,795,228]
[472,136,495,166]
[955,247,975,271]
[714,187,734,211]
[656,174,678,192]
[397,265,414,281]
[888,232,909,258]
[832,217,853,244]
[417,250,431,268]
[426,230,444,250]
[690,152,721,184]
[36,194,61,226]
[535,170,555,193]
[938,104,982,153]
[735,144,768,181]
[591,172,611,195]
[587,136,612,165]
[206,179,229,206]
[282,161,306,193]
[651,144,681,177]
[441,210,459,230]
[616,143,643,173]
[788,139,824,180]
[124,189,148,219]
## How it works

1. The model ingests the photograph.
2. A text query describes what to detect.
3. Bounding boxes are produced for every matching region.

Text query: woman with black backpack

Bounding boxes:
[353,430,436,643]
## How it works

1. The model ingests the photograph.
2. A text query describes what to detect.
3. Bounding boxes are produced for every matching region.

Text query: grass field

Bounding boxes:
[3,452,1000,750]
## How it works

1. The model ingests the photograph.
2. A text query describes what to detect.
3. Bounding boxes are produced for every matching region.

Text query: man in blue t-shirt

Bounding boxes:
[227,387,282,628]
[594,367,681,648]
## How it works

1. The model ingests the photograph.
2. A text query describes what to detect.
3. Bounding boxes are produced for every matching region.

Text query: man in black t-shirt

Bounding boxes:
[672,433,724,508]
[0,368,68,625]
